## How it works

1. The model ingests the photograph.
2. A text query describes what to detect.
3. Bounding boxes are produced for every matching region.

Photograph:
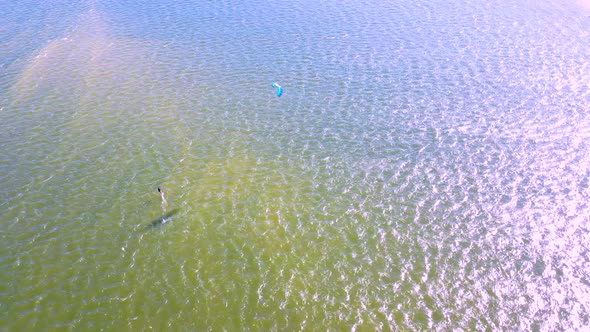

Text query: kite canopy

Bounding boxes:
[271,82,283,97]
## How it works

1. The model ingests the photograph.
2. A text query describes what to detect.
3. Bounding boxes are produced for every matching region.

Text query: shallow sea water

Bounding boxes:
[1,0,590,330]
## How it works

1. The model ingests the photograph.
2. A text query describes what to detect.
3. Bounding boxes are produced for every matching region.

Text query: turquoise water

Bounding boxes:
[1,0,590,330]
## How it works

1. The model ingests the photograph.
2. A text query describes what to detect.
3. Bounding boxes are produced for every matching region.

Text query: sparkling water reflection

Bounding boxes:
[1,0,590,330]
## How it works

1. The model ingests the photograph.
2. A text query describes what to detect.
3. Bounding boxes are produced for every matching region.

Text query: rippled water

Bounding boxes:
[2,0,590,330]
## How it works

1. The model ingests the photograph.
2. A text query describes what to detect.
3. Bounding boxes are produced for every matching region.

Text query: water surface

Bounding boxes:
[1,0,590,330]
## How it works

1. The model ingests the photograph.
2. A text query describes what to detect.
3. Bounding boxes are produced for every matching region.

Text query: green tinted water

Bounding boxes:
[2,0,590,330]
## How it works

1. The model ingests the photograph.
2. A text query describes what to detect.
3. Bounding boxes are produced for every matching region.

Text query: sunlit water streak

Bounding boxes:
[1,0,590,330]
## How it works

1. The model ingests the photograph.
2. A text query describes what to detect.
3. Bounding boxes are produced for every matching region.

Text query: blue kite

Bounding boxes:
[271,82,283,97]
